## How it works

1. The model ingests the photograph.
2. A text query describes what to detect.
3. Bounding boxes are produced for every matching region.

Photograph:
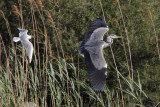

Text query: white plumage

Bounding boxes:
[13,28,34,63]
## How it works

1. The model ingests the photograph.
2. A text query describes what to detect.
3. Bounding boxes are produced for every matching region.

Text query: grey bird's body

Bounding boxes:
[13,28,34,63]
[79,18,123,92]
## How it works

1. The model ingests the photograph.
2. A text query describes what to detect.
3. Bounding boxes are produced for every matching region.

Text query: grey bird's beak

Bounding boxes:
[113,36,123,38]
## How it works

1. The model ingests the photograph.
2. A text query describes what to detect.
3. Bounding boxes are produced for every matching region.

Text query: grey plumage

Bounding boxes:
[79,18,123,92]
[85,18,108,41]
[13,28,34,63]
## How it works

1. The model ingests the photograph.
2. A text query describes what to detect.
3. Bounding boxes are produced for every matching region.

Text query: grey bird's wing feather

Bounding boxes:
[85,18,108,41]
[84,41,107,92]
[85,42,107,70]
[84,49,106,92]
[86,27,108,43]
[21,40,33,63]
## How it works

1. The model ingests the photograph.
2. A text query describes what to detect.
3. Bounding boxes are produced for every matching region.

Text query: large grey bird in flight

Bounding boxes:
[13,28,34,63]
[79,18,123,92]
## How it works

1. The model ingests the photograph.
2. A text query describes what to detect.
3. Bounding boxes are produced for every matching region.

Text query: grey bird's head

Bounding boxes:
[85,18,109,41]
[107,34,123,39]
[106,34,123,43]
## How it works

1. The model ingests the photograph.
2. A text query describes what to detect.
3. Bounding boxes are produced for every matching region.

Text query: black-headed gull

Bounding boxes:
[13,28,34,63]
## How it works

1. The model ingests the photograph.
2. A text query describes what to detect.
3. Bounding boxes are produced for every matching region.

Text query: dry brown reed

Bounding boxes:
[0,10,15,48]
[13,3,25,68]
[33,1,39,9]
[113,0,119,2]
[0,35,15,106]
[117,1,134,82]
[113,18,119,26]
[99,0,125,106]
[46,10,70,105]
[28,0,34,4]
[0,10,9,25]
[145,8,152,20]
[113,18,132,82]
[145,8,160,60]
[0,34,7,62]
[29,1,40,69]
[47,11,53,22]
[37,0,44,9]
[12,5,21,17]
[0,10,18,71]
[99,0,105,21]
[116,0,119,2]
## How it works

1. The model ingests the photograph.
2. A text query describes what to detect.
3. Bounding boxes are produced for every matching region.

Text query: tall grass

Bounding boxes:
[145,8,160,60]
[0,49,147,106]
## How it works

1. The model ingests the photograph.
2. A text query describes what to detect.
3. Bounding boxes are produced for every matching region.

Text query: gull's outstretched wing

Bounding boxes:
[21,40,33,63]
[13,37,20,42]
[18,28,28,37]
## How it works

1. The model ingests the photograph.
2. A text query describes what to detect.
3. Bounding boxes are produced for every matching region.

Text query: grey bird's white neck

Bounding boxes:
[103,37,113,48]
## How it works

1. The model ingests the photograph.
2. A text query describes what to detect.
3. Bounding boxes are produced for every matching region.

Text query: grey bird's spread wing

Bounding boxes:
[85,18,108,41]
[84,49,106,92]
[85,42,107,70]
[21,40,33,63]
[86,27,109,44]
[84,41,107,92]
[81,18,108,92]
[83,28,108,92]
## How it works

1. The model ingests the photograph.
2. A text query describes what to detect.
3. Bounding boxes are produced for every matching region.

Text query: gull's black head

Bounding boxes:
[85,18,109,41]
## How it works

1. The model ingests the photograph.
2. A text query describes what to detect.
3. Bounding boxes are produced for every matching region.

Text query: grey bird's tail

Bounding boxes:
[78,41,85,54]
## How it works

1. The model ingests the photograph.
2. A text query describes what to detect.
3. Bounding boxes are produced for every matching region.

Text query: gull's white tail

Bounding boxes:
[13,37,20,42]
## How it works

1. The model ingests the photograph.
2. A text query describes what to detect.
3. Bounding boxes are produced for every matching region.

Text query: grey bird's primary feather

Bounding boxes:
[13,28,33,63]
